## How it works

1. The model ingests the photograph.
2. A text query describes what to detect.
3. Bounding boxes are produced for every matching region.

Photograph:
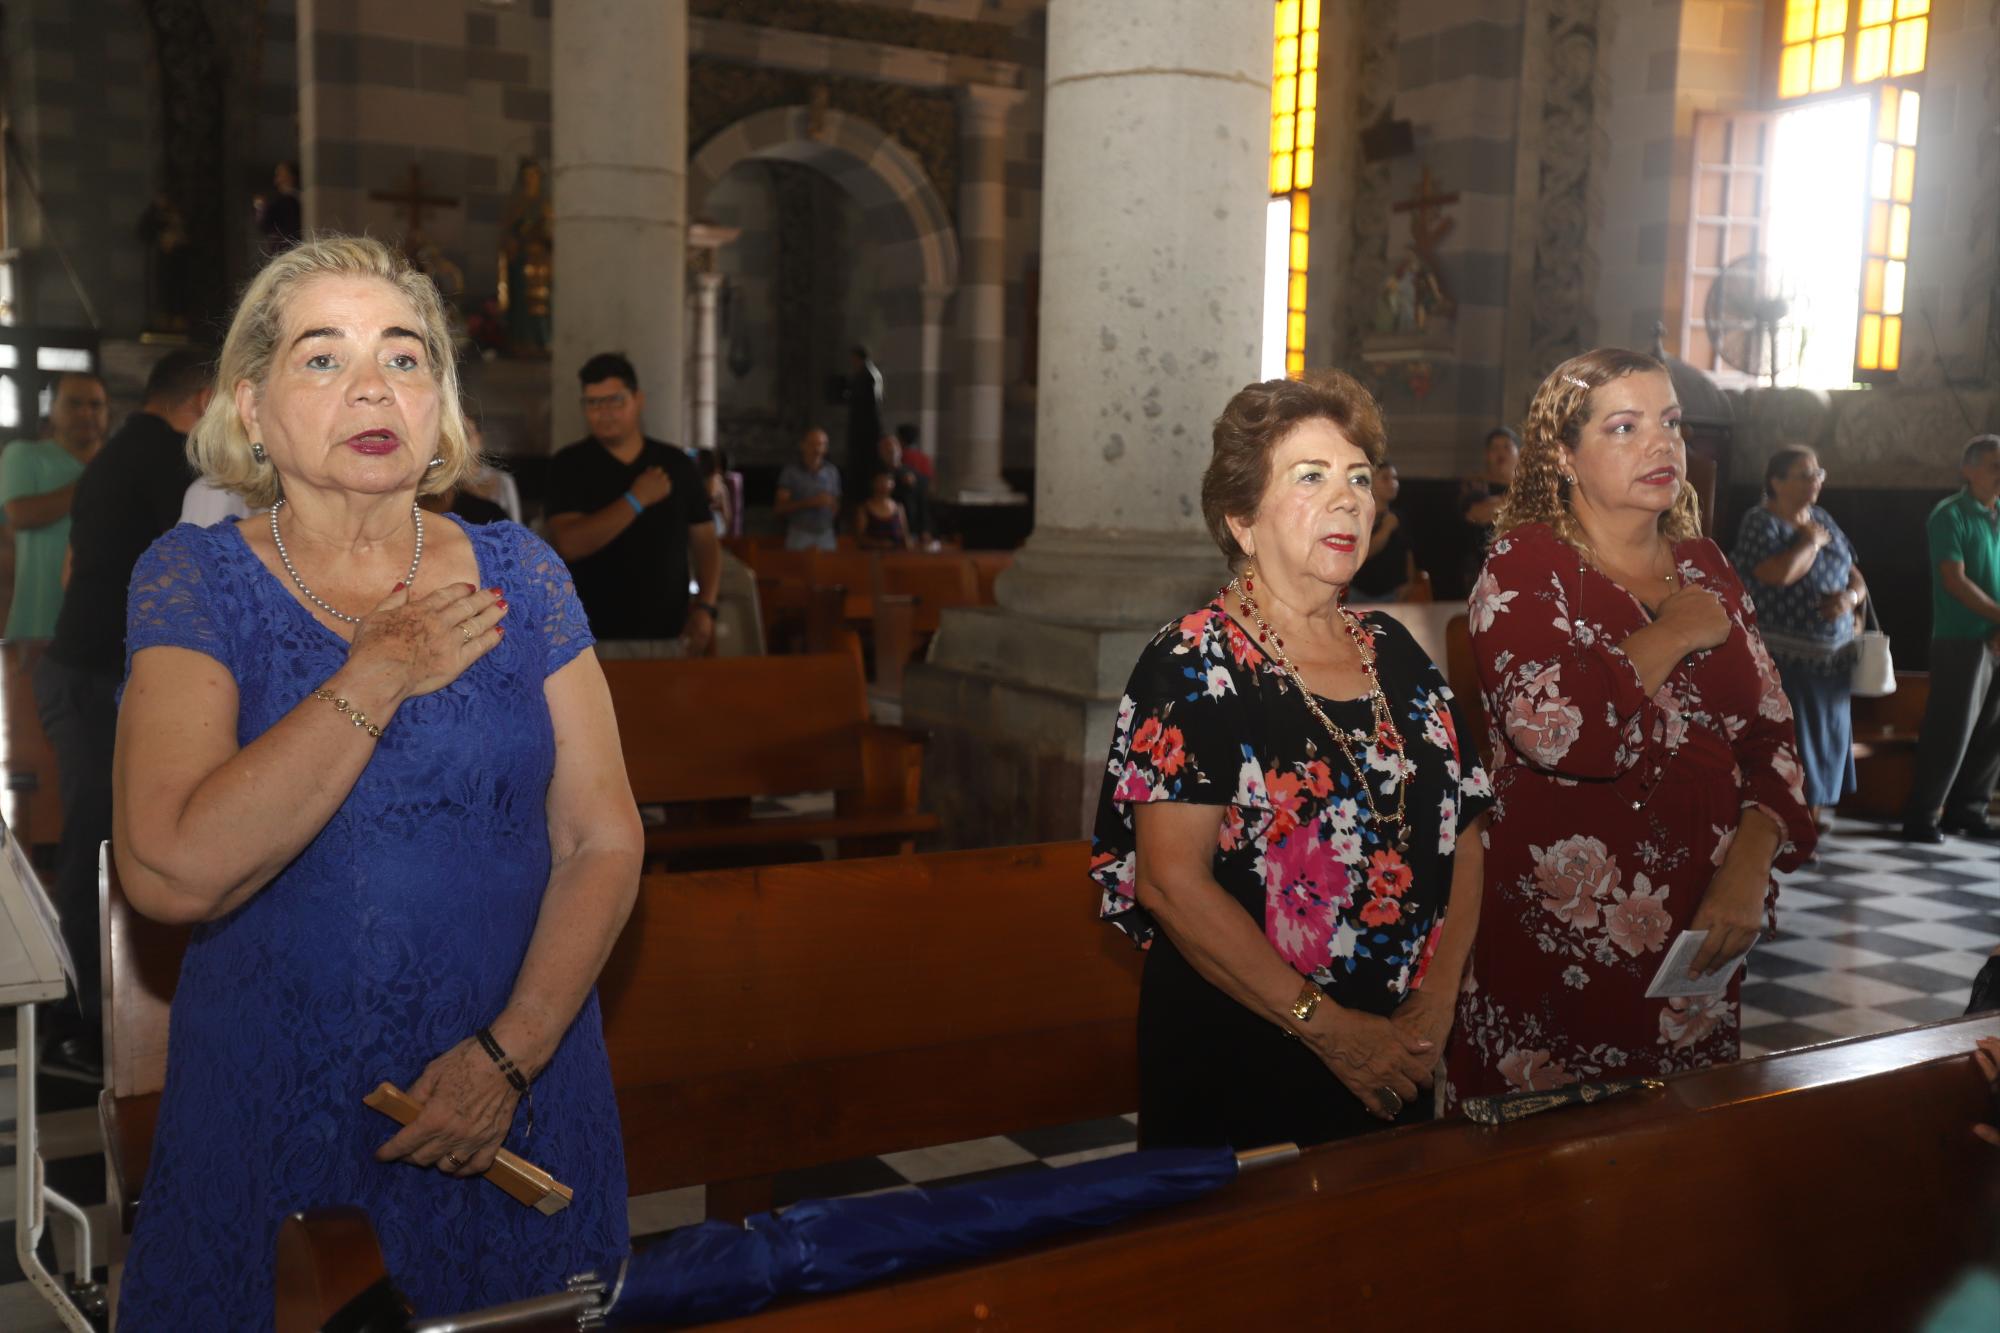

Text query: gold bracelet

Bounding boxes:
[1284,981,1324,1039]
[310,687,384,739]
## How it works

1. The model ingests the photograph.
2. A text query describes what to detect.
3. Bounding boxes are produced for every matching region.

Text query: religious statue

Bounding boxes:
[1373,251,1451,336]
[137,191,192,332]
[499,158,554,356]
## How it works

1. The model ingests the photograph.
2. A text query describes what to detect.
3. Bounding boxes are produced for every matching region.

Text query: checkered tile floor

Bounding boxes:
[1739,816,2000,1056]
[4,818,1995,1328]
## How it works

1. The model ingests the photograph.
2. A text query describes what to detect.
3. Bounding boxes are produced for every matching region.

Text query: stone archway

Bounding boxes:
[690,106,958,466]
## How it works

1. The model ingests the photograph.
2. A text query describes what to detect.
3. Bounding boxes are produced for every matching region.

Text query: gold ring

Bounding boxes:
[459,622,474,643]
[444,1152,465,1170]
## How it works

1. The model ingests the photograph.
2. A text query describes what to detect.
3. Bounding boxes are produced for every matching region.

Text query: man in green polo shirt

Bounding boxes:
[1902,434,2000,842]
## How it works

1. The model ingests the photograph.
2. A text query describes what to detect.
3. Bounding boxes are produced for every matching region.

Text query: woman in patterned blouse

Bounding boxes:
[1091,371,1493,1150]
[1730,445,1868,830]
[1444,348,1817,1105]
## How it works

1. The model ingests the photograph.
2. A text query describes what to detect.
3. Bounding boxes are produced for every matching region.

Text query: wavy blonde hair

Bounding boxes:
[1494,347,1702,548]
[187,234,474,509]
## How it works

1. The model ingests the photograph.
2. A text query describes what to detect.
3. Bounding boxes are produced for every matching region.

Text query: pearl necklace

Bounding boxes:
[269,498,424,625]
[1231,569,1411,853]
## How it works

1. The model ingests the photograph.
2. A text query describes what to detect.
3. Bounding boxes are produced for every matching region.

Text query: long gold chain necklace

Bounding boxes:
[1573,531,1680,605]
[1230,568,1411,854]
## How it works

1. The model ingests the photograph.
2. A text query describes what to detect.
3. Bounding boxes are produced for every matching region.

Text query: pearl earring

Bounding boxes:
[251,442,267,463]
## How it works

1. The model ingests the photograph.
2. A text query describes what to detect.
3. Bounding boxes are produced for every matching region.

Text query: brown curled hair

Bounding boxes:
[1494,347,1702,548]
[1202,369,1388,570]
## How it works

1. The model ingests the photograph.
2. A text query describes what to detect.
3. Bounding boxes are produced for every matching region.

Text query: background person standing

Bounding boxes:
[545,352,720,652]
[34,347,212,1079]
[2,371,109,637]
[1901,435,2000,843]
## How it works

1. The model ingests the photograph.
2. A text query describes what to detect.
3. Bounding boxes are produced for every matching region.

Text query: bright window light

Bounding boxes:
[1768,94,1871,388]
[1261,197,1291,382]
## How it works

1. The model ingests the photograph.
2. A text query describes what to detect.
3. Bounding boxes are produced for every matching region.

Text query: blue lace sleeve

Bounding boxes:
[488,522,595,676]
[124,524,234,680]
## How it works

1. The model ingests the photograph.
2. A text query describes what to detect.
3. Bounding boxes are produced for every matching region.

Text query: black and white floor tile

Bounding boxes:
[4,818,1994,1329]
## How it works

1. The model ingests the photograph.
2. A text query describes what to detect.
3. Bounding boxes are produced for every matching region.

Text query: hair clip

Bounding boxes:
[1563,375,1590,391]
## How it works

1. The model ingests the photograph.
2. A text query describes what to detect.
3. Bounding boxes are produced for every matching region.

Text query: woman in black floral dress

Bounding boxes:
[1091,371,1492,1151]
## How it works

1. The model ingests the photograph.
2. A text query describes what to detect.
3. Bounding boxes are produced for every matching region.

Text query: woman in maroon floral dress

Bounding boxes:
[1091,371,1492,1151]
[1444,349,1816,1105]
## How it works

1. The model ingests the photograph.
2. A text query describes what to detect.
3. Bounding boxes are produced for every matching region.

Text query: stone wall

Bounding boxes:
[3,0,159,338]
[1320,0,1534,478]
[298,0,552,318]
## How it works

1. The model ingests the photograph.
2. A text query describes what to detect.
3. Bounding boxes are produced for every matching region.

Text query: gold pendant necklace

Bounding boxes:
[1230,569,1411,854]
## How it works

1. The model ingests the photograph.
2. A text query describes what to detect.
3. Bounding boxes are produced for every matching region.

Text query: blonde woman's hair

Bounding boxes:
[187,233,474,509]
[1494,347,1702,548]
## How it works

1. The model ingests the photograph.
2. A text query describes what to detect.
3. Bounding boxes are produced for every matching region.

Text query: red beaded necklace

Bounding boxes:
[1230,567,1412,853]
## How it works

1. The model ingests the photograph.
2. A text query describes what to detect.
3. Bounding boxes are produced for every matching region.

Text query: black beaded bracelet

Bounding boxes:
[476,1025,534,1141]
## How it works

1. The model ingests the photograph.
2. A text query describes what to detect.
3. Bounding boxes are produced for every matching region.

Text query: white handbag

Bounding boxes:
[1850,600,1896,698]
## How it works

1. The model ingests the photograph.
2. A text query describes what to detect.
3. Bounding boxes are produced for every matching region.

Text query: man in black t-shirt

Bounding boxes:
[546,352,720,646]
[37,346,212,1079]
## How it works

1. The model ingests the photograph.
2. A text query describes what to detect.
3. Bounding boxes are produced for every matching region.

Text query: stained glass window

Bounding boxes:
[1266,0,1318,378]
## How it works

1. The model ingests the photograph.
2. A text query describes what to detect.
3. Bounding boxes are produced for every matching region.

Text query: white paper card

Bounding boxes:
[1644,929,1753,999]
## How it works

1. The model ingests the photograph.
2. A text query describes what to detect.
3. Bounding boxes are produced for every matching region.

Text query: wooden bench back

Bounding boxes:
[599,840,1140,1198]
[602,653,871,804]
[275,1016,2000,1331]
[873,554,980,628]
[718,1015,2000,1331]
[103,840,1136,1221]
[98,848,188,1223]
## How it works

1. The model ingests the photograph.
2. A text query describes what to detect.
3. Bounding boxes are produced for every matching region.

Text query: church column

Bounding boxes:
[918,284,951,464]
[550,1,687,446]
[904,0,1269,846]
[943,83,1027,502]
[685,223,739,454]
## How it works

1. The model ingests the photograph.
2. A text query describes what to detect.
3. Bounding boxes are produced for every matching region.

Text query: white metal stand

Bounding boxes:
[0,817,103,1330]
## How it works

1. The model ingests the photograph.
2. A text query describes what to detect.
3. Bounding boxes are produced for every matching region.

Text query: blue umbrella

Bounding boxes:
[604,1145,1261,1326]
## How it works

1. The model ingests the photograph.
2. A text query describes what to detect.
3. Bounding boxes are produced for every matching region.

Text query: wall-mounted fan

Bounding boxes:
[1704,254,1803,386]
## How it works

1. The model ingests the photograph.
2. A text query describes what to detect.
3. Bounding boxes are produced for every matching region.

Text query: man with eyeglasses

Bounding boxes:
[546,352,720,652]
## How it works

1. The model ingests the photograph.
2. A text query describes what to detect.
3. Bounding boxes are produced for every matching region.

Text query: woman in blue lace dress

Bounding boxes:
[111,236,642,1328]
[1730,445,1869,828]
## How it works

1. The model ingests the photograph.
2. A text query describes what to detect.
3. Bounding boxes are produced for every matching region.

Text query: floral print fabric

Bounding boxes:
[1730,504,1858,673]
[1445,524,1816,1105]
[1091,599,1493,1011]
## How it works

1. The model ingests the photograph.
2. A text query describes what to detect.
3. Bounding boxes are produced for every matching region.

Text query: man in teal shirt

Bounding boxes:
[1902,435,2000,842]
[0,372,108,637]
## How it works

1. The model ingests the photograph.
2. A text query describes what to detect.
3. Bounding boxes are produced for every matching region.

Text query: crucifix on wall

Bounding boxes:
[369,163,461,249]
[1376,164,1460,334]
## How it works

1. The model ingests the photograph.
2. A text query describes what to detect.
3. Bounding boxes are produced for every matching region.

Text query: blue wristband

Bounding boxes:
[623,491,645,516]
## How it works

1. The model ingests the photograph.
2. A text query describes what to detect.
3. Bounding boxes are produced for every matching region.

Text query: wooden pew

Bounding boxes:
[1848,670,1928,820]
[602,652,936,861]
[102,841,1138,1239]
[96,847,187,1235]
[275,1015,2000,1331]
[1,639,62,850]
[599,841,1139,1217]
[870,553,984,694]
[1439,612,1490,768]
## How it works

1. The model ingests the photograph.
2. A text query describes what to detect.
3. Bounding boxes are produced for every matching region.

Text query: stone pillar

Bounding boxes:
[685,222,739,454]
[904,0,1269,847]
[918,285,952,462]
[550,1,687,447]
[944,83,1027,502]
